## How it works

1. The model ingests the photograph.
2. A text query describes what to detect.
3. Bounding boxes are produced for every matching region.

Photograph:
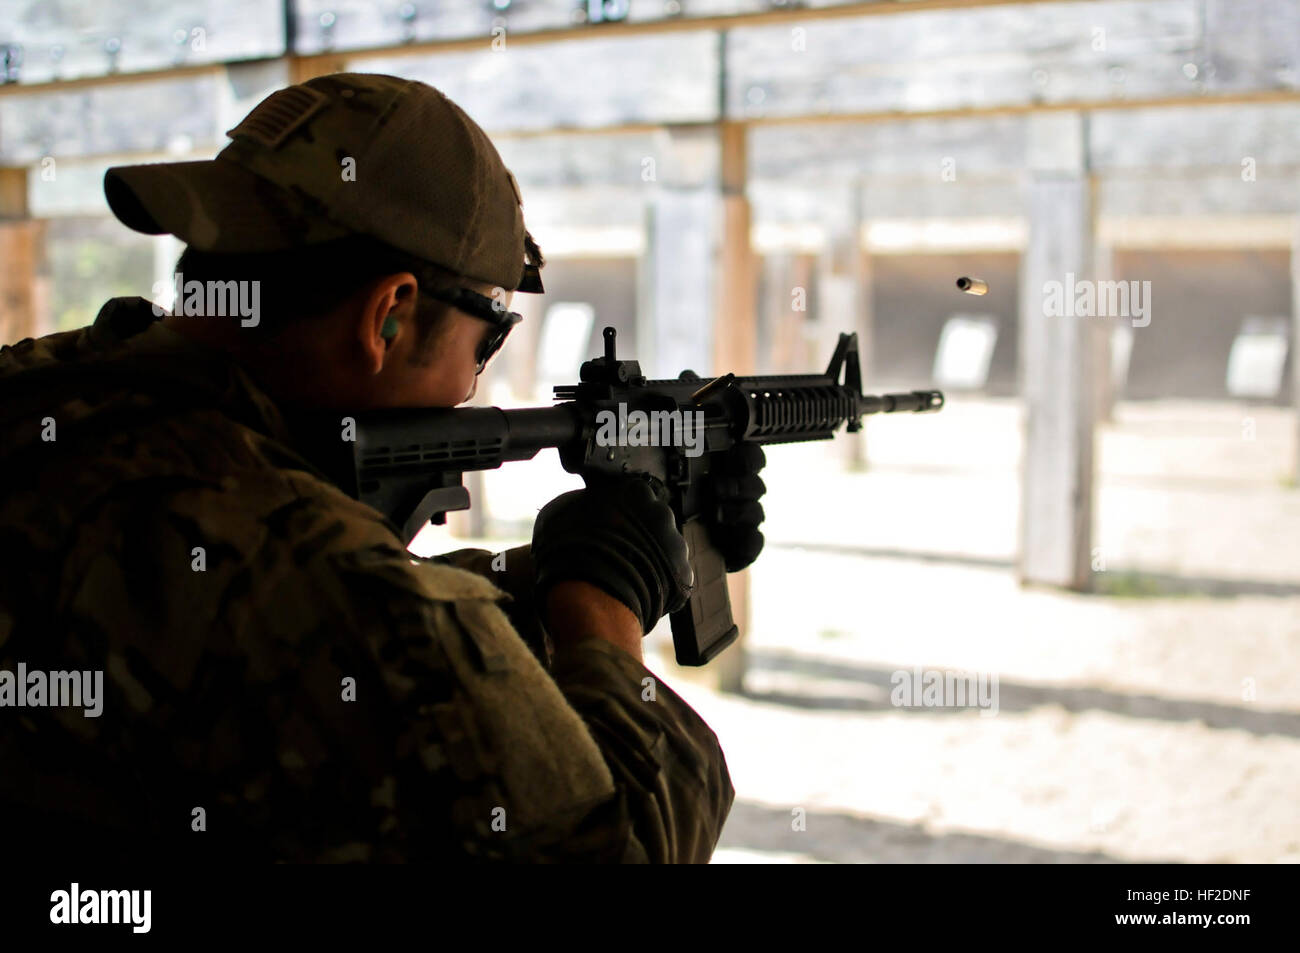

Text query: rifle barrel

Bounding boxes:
[860,390,946,414]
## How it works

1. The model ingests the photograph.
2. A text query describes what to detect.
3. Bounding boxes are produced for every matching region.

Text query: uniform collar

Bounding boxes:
[89,296,294,445]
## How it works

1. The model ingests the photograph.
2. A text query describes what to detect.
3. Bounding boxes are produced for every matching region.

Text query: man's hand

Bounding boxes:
[532,477,693,643]
[706,442,767,572]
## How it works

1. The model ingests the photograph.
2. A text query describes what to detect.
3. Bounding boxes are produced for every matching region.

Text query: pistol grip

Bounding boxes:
[670,518,740,666]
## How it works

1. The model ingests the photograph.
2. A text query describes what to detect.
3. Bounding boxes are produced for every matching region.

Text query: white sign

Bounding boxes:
[933,314,999,390]
[1226,316,1288,399]
[538,302,596,388]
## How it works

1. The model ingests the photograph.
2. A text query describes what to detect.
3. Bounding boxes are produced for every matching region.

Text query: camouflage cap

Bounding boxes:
[103,72,544,293]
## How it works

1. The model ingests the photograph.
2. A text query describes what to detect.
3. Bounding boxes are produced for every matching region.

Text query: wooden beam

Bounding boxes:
[299,0,1063,63]
[4,60,1297,151]
[724,89,1300,131]
[0,0,1067,99]
[1098,215,1297,249]
[480,89,1300,141]
[748,214,1298,257]
[0,62,226,98]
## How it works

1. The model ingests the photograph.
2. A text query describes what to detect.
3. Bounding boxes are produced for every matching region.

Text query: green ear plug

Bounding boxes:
[380,316,399,340]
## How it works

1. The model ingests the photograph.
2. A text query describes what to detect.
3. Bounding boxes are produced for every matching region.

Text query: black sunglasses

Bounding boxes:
[421,286,523,374]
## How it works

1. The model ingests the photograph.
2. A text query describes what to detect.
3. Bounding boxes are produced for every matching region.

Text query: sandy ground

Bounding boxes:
[418,398,1300,864]
[667,554,1300,864]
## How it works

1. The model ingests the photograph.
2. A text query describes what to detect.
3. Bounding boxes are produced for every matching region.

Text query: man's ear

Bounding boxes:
[356,272,419,374]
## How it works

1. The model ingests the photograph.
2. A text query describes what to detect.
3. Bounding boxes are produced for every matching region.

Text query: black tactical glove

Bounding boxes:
[532,477,694,635]
[706,443,767,572]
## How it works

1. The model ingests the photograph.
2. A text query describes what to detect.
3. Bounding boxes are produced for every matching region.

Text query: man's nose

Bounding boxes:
[464,376,477,403]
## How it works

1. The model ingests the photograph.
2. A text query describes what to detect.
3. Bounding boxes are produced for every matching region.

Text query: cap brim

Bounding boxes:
[104,158,350,252]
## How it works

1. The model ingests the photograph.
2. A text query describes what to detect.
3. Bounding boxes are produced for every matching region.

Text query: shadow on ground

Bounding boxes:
[742,650,1300,739]
[771,541,1300,598]
[716,800,1159,863]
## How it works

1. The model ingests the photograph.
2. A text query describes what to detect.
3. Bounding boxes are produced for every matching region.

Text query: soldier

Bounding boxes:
[0,73,766,862]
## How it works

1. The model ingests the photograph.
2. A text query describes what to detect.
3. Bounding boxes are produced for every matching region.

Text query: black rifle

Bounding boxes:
[330,327,943,666]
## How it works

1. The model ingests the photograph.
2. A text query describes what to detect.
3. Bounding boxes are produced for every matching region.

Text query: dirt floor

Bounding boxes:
[419,397,1300,863]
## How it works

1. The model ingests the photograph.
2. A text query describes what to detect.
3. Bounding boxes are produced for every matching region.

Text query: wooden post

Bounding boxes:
[1018,113,1097,592]
[1092,233,1116,424]
[716,122,758,376]
[646,121,756,693]
[764,248,813,374]
[637,126,718,376]
[857,223,876,458]
[1292,199,1300,481]
[287,55,346,86]
[640,128,719,685]
[761,250,789,372]
[711,120,755,694]
[792,253,817,369]
[0,166,49,345]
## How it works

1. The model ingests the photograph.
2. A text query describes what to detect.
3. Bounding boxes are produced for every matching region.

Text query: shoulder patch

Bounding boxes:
[417,560,509,603]
[330,546,507,605]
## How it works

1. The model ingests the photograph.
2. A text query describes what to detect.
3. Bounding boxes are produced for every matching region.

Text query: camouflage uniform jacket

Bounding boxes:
[0,296,734,862]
